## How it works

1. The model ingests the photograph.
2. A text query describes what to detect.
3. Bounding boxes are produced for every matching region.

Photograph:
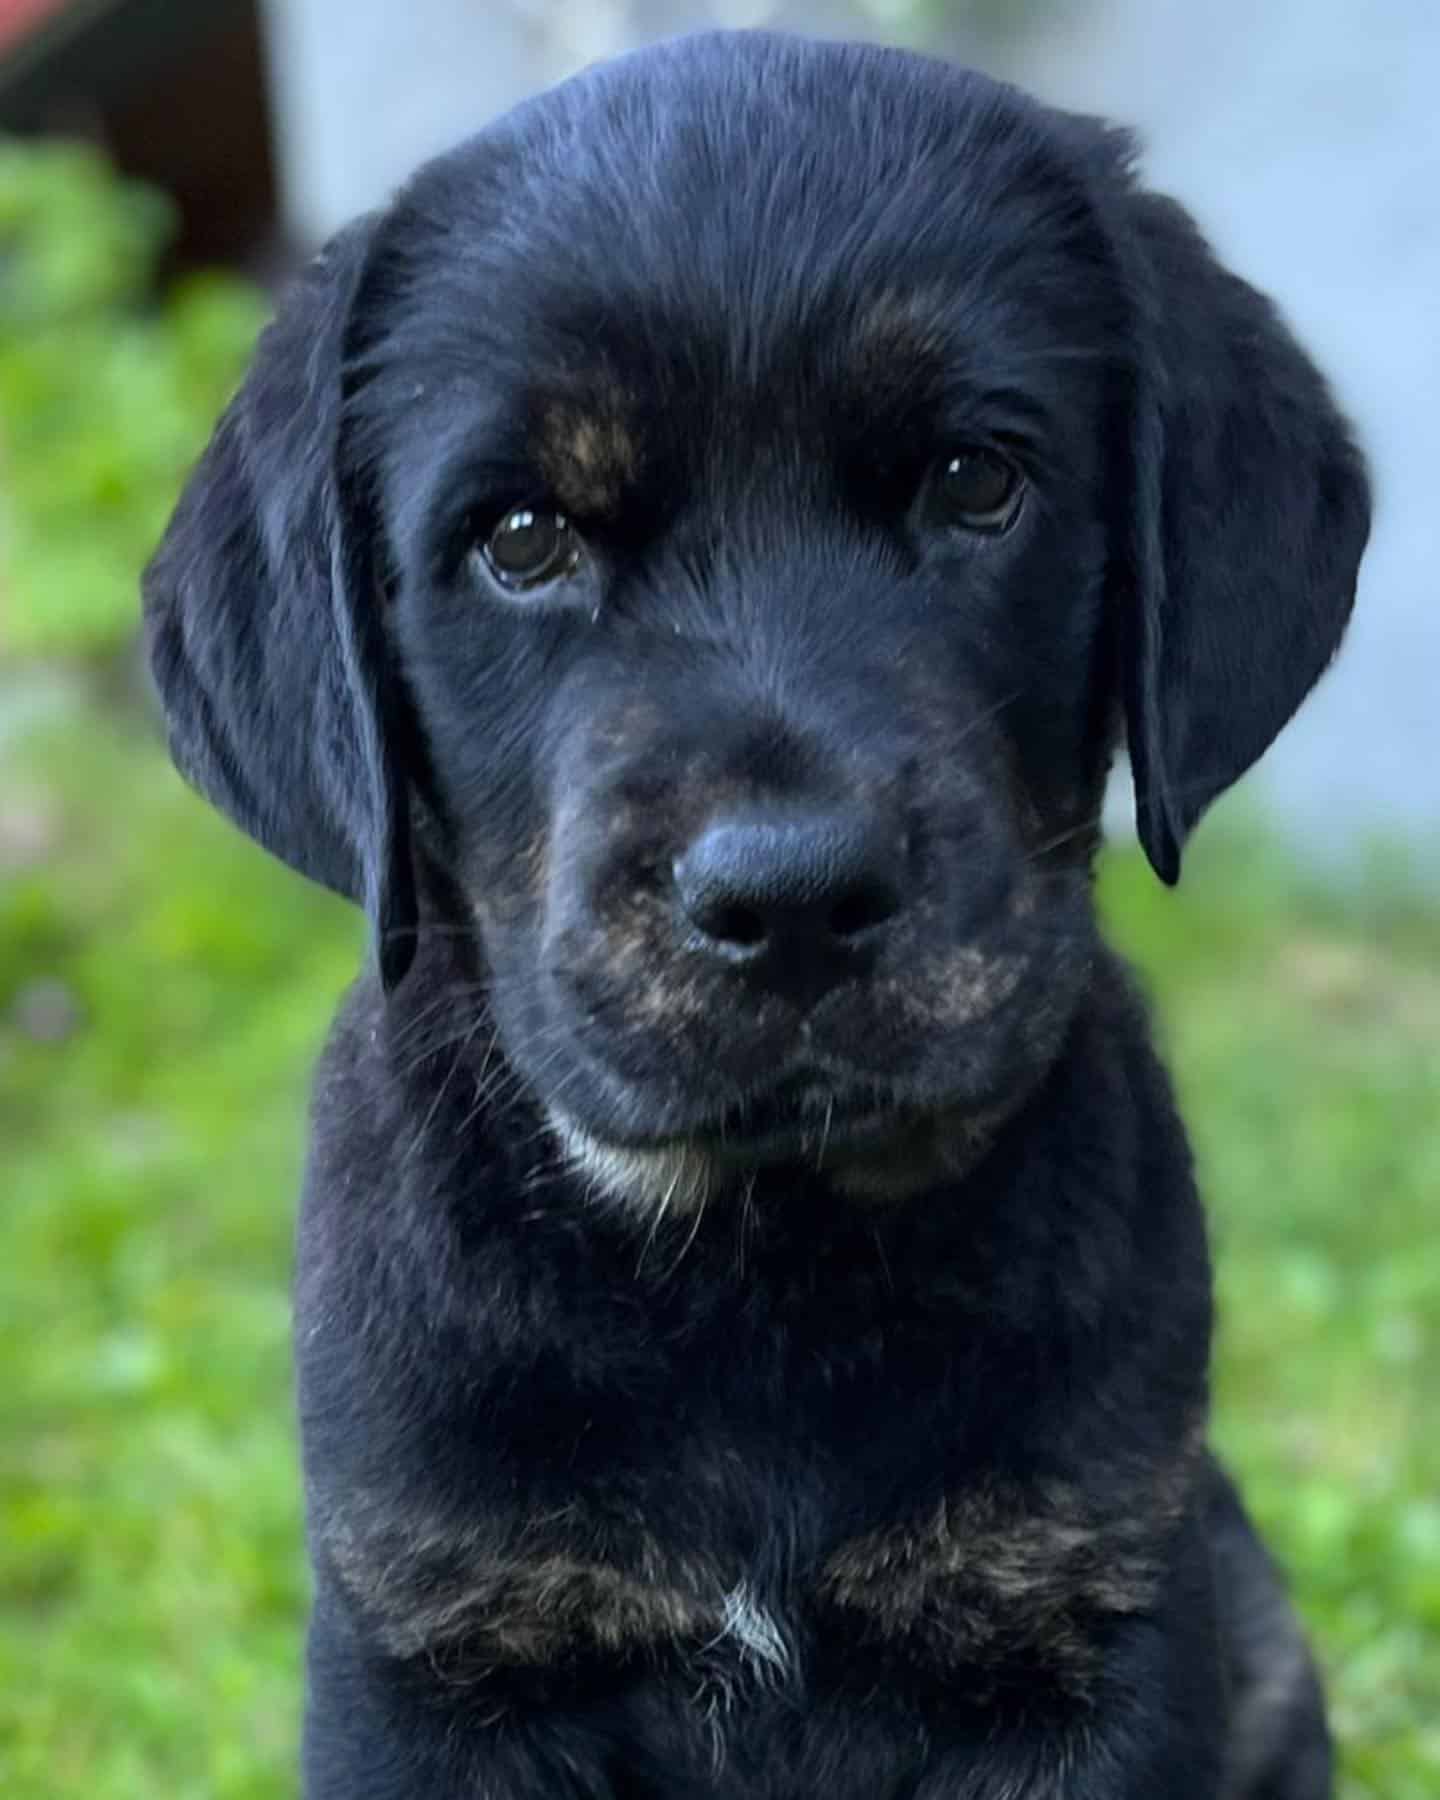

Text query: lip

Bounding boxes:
[688,1072,917,1165]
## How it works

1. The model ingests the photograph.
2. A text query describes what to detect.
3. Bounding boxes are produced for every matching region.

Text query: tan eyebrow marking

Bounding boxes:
[534,391,639,516]
[851,287,953,378]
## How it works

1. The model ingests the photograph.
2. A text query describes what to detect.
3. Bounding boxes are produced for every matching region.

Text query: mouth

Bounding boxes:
[676,1071,920,1166]
[548,1068,1006,1213]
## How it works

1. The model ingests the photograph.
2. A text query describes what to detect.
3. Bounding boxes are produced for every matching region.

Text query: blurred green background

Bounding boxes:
[1,132,1438,1800]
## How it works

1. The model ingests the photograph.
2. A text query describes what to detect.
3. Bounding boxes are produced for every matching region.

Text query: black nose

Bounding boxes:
[674,808,904,983]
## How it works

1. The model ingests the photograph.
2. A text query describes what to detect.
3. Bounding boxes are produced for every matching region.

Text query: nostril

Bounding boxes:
[693,899,769,951]
[828,879,901,941]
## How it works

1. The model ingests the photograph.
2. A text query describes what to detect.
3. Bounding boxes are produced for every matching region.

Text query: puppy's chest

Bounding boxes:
[318,1443,1188,1696]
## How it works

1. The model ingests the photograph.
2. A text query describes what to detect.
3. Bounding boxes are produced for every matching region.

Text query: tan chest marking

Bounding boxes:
[321,1505,790,1679]
[818,1448,1199,1688]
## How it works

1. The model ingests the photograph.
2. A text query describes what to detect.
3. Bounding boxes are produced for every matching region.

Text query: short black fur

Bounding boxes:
[143,32,1368,1798]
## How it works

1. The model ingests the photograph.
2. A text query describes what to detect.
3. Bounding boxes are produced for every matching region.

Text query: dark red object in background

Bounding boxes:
[0,0,71,57]
[0,0,282,274]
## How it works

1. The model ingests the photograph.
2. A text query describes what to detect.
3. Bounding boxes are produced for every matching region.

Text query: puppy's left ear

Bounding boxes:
[1120,192,1370,882]
[144,216,418,986]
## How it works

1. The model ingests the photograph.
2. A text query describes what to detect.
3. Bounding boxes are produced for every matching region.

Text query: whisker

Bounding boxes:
[635,1162,682,1278]
[1019,811,1105,867]
[815,1097,835,1172]
[657,1178,711,1285]
[401,1011,491,1167]
[736,1172,758,1280]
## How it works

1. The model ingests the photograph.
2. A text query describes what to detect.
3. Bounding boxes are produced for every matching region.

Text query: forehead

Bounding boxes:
[365,37,1124,504]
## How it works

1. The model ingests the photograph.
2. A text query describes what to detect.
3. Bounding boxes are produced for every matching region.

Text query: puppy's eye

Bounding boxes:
[923,449,1023,533]
[481,507,580,590]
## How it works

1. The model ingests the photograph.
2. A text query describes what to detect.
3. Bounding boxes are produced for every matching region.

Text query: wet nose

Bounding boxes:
[674,809,904,982]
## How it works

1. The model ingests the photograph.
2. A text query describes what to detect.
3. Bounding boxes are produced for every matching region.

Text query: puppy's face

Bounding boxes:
[360,56,1123,1199]
[145,35,1368,1211]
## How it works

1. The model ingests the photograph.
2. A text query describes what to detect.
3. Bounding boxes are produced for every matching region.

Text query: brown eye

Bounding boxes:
[481,507,579,589]
[924,449,1023,533]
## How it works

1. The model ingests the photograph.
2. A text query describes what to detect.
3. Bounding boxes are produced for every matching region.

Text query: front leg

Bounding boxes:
[910,1603,1226,1800]
[822,1486,1228,1800]
[302,1590,625,1800]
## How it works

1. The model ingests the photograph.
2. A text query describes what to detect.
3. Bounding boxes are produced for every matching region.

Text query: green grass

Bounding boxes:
[2,702,1437,1796]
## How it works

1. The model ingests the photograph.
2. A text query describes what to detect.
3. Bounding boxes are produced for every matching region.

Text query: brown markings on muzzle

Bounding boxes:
[552,760,770,1057]
[603,909,716,1037]
[921,947,1028,1029]
[533,390,639,517]
[829,1101,1009,1202]
[586,846,719,1047]
[817,1427,1204,1691]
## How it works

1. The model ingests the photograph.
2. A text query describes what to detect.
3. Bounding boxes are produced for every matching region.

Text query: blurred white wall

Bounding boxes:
[258,0,536,244]
[258,0,753,238]
[258,0,1439,864]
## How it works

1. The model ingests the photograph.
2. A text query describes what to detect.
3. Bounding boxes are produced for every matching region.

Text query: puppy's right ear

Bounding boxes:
[143,216,417,987]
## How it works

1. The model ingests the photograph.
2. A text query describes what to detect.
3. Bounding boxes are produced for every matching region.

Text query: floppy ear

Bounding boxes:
[1120,193,1370,882]
[143,216,417,987]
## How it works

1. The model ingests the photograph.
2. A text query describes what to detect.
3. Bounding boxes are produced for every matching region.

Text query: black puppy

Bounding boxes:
[144,32,1368,1800]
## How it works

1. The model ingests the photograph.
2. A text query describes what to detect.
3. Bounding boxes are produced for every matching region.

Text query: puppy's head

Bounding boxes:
[145,35,1368,1208]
